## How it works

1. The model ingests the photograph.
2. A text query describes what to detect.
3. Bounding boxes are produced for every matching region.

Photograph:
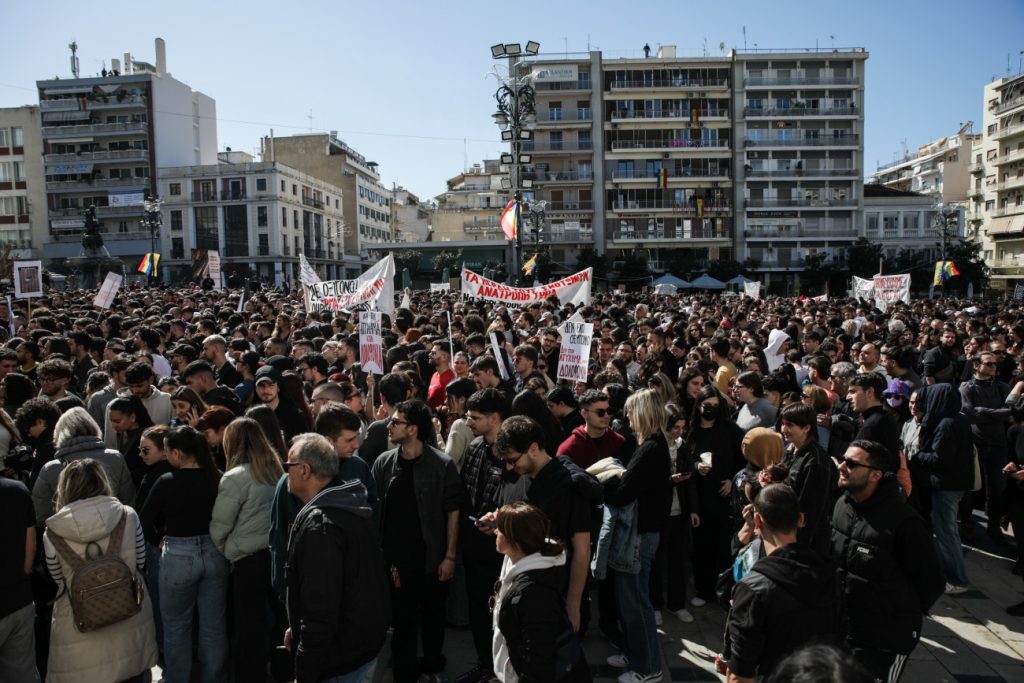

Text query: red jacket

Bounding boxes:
[556,425,626,469]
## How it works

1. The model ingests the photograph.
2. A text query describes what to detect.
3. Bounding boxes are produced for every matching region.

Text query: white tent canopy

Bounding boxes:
[690,273,726,290]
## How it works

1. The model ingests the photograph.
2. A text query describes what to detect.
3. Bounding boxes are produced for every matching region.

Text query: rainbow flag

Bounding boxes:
[522,254,538,277]
[500,199,519,241]
[933,260,960,286]
[137,252,160,276]
[657,168,668,189]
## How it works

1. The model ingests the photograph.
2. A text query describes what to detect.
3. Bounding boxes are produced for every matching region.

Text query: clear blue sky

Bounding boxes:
[2,0,1022,200]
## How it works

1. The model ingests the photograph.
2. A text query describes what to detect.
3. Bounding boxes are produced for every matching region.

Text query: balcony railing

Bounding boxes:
[535,79,592,92]
[539,109,593,122]
[610,228,731,241]
[521,141,594,152]
[96,205,143,217]
[993,93,1024,116]
[544,228,592,242]
[745,227,856,239]
[746,167,857,177]
[995,149,1024,166]
[302,196,324,209]
[744,106,858,117]
[993,121,1024,140]
[610,139,730,151]
[221,190,246,201]
[744,75,859,86]
[991,205,1024,218]
[44,149,149,163]
[610,169,730,180]
[192,191,218,202]
[46,177,148,191]
[48,230,151,243]
[745,134,859,147]
[463,223,503,233]
[745,198,857,208]
[610,109,728,121]
[42,121,147,137]
[610,201,732,214]
[524,170,593,183]
[546,201,594,211]
[610,78,729,90]
[969,162,985,174]
[995,176,1024,192]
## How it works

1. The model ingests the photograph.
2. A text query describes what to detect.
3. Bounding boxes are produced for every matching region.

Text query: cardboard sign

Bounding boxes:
[743,281,761,300]
[93,272,123,309]
[13,261,43,299]
[557,321,594,383]
[208,251,222,291]
[359,311,384,375]
[462,267,592,308]
[430,282,451,292]
[304,254,395,317]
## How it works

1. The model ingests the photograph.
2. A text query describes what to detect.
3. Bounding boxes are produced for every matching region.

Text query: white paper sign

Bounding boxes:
[557,321,594,383]
[489,332,510,381]
[5,296,15,336]
[851,276,875,301]
[430,282,451,292]
[872,274,911,312]
[461,267,592,308]
[13,261,43,299]
[359,311,384,375]
[304,254,395,317]
[93,272,124,309]
[207,251,222,291]
[744,281,761,300]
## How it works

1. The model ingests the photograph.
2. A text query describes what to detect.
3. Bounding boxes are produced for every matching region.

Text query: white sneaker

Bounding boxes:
[689,596,707,607]
[945,583,969,595]
[674,608,694,623]
[617,671,663,683]
[654,610,663,626]
[607,653,629,668]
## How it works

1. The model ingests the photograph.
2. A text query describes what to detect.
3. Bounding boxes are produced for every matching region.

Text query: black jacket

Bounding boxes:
[783,441,838,557]
[498,563,586,683]
[959,377,1011,448]
[922,345,957,384]
[855,405,901,463]
[605,432,672,533]
[286,481,391,683]
[831,480,945,653]
[727,542,840,680]
[916,383,975,491]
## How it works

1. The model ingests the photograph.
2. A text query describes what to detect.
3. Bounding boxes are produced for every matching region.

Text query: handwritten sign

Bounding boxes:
[93,272,124,309]
[359,311,384,375]
[557,321,594,383]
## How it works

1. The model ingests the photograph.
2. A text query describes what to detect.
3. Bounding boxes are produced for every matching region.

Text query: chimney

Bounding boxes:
[643,43,651,58]
[111,58,121,74]
[154,38,166,74]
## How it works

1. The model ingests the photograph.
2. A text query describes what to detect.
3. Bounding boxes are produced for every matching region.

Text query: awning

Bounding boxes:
[42,111,90,123]
[42,86,94,96]
[988,215,1024,236]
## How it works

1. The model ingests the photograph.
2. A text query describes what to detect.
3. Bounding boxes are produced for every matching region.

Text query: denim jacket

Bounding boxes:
[591,499,640,579]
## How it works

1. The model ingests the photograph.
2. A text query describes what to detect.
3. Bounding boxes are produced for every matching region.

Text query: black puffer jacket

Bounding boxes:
[783,441,838,557]
[286,481,391,683]
[916,383,974,491]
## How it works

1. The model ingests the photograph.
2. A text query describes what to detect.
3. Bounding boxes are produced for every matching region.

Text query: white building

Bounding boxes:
[863,184,963,263]
[867,125,978,206]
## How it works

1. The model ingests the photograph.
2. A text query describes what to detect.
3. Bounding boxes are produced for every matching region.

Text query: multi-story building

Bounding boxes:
[392,187,432,242]
[863,184,962,262]
[158,152,346,284]
[36,38,217,276]
[867,126,978,206]
[978,71,1024,293]
[261,132,392,277]
[0,106,45,259]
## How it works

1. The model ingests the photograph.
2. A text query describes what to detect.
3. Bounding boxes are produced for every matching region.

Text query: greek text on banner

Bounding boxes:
[461,267,592,308]
[305,254,395,317]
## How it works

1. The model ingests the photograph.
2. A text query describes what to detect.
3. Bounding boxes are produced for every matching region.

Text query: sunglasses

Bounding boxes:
[836,455,883,472]
[586,408,609,417]
[388,417,409,427]
[283,461,305,470]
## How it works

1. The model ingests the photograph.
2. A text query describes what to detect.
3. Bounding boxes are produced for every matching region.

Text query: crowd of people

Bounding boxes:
[0,282,1022,683]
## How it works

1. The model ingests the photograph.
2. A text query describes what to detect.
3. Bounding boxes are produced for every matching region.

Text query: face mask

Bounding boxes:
[701,403,721,420]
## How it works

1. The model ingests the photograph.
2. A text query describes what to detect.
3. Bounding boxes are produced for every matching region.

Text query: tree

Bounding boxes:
[432,249,463,274]
[800,252,829,293]
[892,248,932,291]
[393,250,421,278]
[944,237,989,293]
[575,247,609,274]
[847,237,883,278]
[707,259,744,282]
[662,248,707,277]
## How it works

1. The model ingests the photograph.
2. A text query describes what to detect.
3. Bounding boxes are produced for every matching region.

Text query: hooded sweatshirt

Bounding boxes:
[556,425,625,470]
[765,329,790,373]
[916,383,974,491]
[727,542,839,680]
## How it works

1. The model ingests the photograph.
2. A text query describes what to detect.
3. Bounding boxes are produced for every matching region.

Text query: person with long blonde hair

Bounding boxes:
[209,417,283,682]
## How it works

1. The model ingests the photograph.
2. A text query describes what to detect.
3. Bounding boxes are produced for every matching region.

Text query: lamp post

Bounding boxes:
[142,194,162,286]
[491,40,539,284]
[933,203,960,290]
[526,199,546,281]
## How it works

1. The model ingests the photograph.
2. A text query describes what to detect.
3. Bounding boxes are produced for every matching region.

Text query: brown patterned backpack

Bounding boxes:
[48,511,144,632]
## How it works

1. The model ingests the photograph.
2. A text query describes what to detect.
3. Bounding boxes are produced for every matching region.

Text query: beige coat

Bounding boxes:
[43,496,157,683]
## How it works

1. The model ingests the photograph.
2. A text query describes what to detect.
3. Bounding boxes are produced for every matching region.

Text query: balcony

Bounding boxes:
[745,134,859,147]
[521,141,594,153]
[302,196,324,209]
[192,191,218,202]
[538,109,593,124]
[544,227,592,242]
[546,201,594,212]
[745,198,857,208]
[746,167,857,178]
[995,176,1024,192]
[42,121,147,138]
[524,170,593,183]
[609,139,730,152]
[995,149,1024,166]
[992,120,1024,141]
[744,75,859,87]
[46,177,148,192]
[991,205,1024,218]
[610,169,730,182]
[745,227,857,239]
[535,79,592,92]
[610,109,729,122]
[609,78,729,91]
[993,94,1024,116]
[744,106,858,118]
[463,222,503,234]
[610,201,731,215]
[221,190,246,201]
[45,149,150,163]
[969,162,985,174]
[47,229,151,243]
[610,227,731,242]
[97,205,143,218]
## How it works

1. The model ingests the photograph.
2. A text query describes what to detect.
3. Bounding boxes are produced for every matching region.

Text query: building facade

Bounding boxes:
[863,185,963,263]
[36,38,217,274]
[158,153,346,284]
[392,187,432,242]
[867,126,978,205]
[0,106,45,259]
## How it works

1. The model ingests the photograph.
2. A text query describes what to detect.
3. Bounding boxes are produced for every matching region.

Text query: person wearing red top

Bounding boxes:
[556,389,625,469]
[427,341,455,410]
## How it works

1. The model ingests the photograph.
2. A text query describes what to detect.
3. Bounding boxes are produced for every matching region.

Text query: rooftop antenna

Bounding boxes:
[830,35,835,49]
[307,109,313,132]
[703,37,709,56]
[563,36,568,58]
[68,41,79,78]
[463,138,468,172]
[743,26,747,50]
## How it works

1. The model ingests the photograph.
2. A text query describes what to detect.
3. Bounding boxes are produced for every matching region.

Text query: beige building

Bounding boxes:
[0,106,46,259]
[867,126,978,206]
[432,161,509,242]
[392,187,432,242]
[158,152,346,284]
[261,132,392,277]
[863,184,961,262]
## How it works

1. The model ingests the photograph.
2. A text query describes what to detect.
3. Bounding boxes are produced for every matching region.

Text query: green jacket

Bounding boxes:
[210,464,277,562]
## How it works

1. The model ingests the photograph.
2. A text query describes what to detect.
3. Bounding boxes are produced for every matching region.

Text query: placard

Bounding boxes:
[304,254,395,317]
[872,274,911,312]
[93,271,123,309]
[359,311,384,375]
[5,295,15,336]
[208,251,222,291]
[557,321,594,383]
[744,281,761,300]
[489,332,510,381]
[13,261,43,299]
[430,282,451,292]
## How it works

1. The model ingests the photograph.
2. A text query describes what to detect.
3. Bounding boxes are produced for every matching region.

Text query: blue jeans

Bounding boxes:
[160,535,230,683]
[145,542,163,651]
[322,656,378,683]
[932,490,968,586]
[614,532,661,676]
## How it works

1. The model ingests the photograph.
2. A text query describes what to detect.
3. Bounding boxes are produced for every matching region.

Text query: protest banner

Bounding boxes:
[430,282,451,292]
[743,281,761,300]
[851,276,874,301]
[304,254,395,317]
[5,296,16,336]
[359,310,384,375]
[489,333,510,380]
[461,267,592,308]
[93,272,123,309]
[207,251,222,291]
[872,274,911,312]
[299,253,322,286]
[557,320,594,383]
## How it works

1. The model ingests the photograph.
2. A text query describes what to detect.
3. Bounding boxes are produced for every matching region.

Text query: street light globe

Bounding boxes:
[492,111,510,130]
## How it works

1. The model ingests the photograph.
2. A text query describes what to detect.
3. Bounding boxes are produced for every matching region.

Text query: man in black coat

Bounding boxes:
[832,440,945,683]
[726,484,839,682]
[848,372,901,463]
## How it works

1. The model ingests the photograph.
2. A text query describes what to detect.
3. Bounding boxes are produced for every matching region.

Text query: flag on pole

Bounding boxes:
[691,109,700,127]
[933,260,960,286]
[522,254,538,277]
[137,253,160,276]
[500,199,519,241]
[657,167,668,190]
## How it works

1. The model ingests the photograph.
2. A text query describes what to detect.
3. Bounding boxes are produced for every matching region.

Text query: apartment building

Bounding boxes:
[0,106,46,258]
[261,132,392,277]
[37,38,217,276]
[867,126,977,206]
[392,187,432,242]
[863,184,962,262]
[978,71,1024,293]
[158,152,346,284]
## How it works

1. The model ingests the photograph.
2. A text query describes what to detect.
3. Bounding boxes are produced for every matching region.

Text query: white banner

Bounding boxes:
[872,274,911,312]
[358,311,384,375]
[304,254,395,317]
[461,267,592,308]
[299,253,321,286]
[430,282,451,292]
[557,321,593,383]
[207,251,222,291]
[5,296,15,336]
[13,261,43,299]
[743,281,761,300]
[532,65,579,83]
[93,271,123,309]
[108,191,145,207]
[489,332,510,381]
[851,276,874,301]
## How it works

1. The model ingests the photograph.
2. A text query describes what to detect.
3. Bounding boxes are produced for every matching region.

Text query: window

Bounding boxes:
[282,207,287,227]
[258,233,269,255]
[170,210,183,231]
[194,207,219,250]
[292,184,297,196]
[0,162,10,181]
[256,178,267,192]
[171,237,184,259]
[134,167,149,178]
[224,205,248,257]
[281,180,286,192]
[0,197,14,215]
[0,129,7,146]
[257,206,268,227]
[13,161,25,180]
[11,128,22,147]
[169,183,181,196]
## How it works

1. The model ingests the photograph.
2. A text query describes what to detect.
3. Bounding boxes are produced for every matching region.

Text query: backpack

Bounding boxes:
[48,511,144,633]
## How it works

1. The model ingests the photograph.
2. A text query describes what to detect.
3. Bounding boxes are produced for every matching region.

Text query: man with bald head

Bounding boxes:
[858,343,889,380]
